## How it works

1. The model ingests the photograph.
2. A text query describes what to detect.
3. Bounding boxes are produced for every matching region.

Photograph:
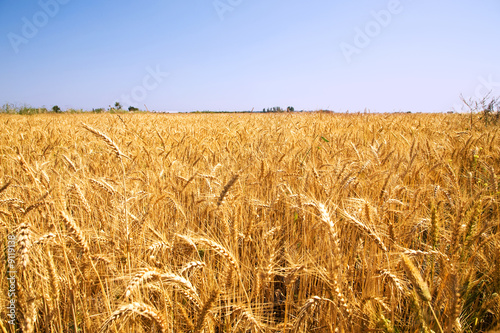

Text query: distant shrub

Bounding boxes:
[19,105,48,115]
[480,96,500,125]
[264,106,287,112]
[67,108,84,113]
[461,94,500,127]
[0,103,17,114]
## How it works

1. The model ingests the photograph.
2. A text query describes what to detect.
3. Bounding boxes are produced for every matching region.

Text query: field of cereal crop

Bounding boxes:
[1,112,499,332]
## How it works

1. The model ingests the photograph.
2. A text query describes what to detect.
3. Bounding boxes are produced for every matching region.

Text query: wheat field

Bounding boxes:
[1,112,499,332]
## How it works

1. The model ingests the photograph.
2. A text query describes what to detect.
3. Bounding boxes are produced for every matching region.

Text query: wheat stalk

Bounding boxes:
[17,223,31,270]
[89,178,117,196]
[196,237,238,273]
[340,209,388,252]
[81,122,128,160]
[125,269,161,298]
[60,211,90,255]
[217,174,239,207]
[231,305,264,332]
[401,254,431,302]
[194,290,219,333]
[70,183,91,214]
[99,302,168,333]
[22,298,38,333]
[33,233,56,245]
[179,261,206,276]
[293,296,335,331]
[0,180,11,195]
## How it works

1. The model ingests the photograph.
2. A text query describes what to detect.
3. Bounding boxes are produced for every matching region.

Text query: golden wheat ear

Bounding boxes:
[60,211,90,255]
[99,302,168,333]
[194,290,219,333]
[293,296,335,331]
[0,180,11,195]
[81,122,130,160]
[217,174,239,207]
[400,254,431,302]
[17,222,31,270]
[124,269,161,299]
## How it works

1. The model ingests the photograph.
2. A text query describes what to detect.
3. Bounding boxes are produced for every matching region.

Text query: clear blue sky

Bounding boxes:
[1,0,499,112]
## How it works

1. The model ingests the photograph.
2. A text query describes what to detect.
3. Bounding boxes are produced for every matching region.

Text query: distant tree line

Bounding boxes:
[0,102,142,114]
[263,106,294,112]
[0,103,53,115]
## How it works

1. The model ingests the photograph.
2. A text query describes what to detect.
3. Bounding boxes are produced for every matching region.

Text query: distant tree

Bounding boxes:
[128,106,139,112]
[52,105,61,113]
[263,106,292,113]
[114,102,122,110]
[1,103,16,114]
[480,96,500,125]
[19,104,47,115]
